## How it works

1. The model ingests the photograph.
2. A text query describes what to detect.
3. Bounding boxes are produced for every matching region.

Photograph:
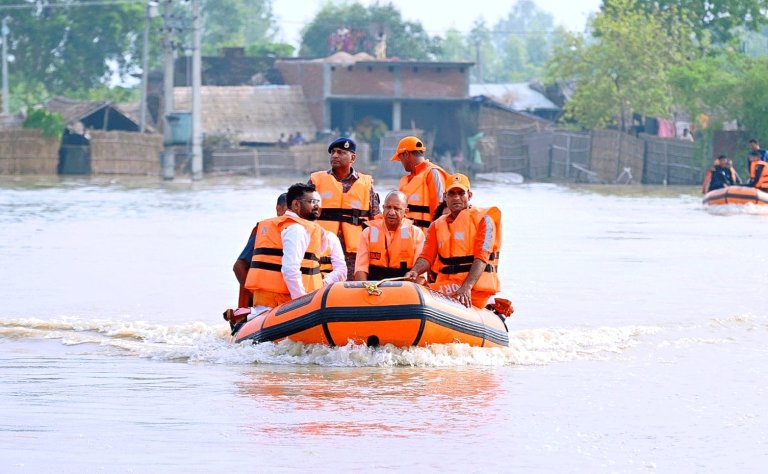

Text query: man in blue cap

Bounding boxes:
[309,137,380,281]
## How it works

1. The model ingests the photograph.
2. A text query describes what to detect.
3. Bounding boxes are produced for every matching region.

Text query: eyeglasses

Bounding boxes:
[301,199,321,205]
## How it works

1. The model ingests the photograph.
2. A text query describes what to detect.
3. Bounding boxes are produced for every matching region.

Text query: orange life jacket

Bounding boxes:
[431,207,501,296]
[398,161,449,228]
[750,160,768,189]
[365,216,420,280]
[244,215,323,296]
[311,171,373,253]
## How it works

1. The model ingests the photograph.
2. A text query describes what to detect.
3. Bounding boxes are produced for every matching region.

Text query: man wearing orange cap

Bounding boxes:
[391,136,449,229]
[404,173,502,309]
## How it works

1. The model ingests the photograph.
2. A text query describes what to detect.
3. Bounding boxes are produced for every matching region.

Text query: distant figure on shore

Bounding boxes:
[292,131,306,145]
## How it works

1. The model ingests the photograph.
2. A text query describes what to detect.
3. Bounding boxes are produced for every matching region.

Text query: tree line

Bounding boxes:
[3,0,768,140]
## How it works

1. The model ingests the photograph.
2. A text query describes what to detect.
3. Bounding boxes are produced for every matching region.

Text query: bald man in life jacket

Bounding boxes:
[404,173,502,310]
[354,190,426,282]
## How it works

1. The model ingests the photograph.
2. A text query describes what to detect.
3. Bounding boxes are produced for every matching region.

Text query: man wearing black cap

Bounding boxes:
[309,137,380,280]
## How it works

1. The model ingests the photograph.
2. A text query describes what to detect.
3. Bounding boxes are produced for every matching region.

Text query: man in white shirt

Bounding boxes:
[245,183,343,307]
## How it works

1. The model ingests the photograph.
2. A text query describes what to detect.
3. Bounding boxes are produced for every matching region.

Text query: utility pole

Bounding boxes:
[161,0,175,180]
[191,0,202,180]
[1,17,9,115]
[139,1,158,132]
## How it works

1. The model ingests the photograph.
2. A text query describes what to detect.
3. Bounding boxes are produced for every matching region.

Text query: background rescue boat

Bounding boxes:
[703,186,768,205]
[230,281,510,348]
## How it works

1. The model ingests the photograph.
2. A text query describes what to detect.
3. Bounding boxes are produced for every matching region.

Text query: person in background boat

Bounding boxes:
[244,183,328,308]
[701,155,741,193]
[748,138,768,161]
[745,151,768,191]
[391,135,449,229]
[309,137,380,281]
[354,191,426,282]
[404,173,501,309]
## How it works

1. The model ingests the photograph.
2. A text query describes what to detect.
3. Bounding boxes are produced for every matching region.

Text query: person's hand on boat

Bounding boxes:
[404,270,420,282]
[454,288,472,308]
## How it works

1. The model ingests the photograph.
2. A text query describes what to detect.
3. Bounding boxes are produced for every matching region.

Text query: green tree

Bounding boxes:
[201,0,278,55]
[545,0,691,130]
[629,0,768,46]
[466,20,502,83]
[493,0,556,81]
[736,57,768,141]
[668,52,745,126]
[298,3,436,59]
[3,2,144,99]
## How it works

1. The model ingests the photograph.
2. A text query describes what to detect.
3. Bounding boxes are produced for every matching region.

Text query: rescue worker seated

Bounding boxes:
[232,193,288,308]
[702,154,741,193]
[404,173,502,309]
[244,183,339,309]
[746,150,768,191]
[354,190,426,282]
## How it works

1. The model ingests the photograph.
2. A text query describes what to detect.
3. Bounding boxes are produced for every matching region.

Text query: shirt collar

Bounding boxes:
[284,210,299,218]
[329,167,358,181]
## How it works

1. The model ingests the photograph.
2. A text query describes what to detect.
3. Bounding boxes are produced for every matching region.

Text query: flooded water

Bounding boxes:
[1,175,767,472]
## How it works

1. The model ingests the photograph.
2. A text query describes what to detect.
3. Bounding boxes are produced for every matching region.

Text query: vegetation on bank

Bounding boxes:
[3,0,768,143]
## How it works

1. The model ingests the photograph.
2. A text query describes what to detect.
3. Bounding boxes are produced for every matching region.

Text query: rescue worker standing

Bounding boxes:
[354,191,425,281]
[310,137,380,281]
[746,150,768,191]
[702,155,741,193]
[404,174,501,309]
[391,135,449,229]
[244,183,327,308]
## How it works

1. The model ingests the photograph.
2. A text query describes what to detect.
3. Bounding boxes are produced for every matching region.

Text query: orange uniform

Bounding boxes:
[421,207,501,308]
[398,160,449,228]
[356,216,425,280]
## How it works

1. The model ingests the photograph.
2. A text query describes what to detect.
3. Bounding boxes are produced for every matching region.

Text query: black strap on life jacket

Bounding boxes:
[437,253,498,275]
[407,203,430,214]
[253,247,319,262]
[250,261,321,275]
[319,207,371,226]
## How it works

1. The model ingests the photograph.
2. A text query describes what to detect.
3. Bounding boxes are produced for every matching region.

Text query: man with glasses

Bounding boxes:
[310,137,380,280]
[391,135,449,229]
[353,191,425,282]
[244,183,336,309]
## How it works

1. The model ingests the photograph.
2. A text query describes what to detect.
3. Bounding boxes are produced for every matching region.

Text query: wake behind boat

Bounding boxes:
[228,281,511,348]
[702,185,768,206]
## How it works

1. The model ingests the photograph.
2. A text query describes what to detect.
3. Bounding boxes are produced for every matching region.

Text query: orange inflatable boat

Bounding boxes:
[703,186,768,205]
[229,281,510,348]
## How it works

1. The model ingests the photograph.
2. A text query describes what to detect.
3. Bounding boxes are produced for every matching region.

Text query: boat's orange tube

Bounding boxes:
[231,281,510,348]
[703,186,768,206]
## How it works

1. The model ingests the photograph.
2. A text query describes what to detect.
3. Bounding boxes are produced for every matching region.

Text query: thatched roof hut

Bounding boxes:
[173,85,317,145]
[44,97,141,132]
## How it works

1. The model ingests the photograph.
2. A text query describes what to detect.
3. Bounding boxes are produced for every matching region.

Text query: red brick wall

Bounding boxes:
[328,64,467,98]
